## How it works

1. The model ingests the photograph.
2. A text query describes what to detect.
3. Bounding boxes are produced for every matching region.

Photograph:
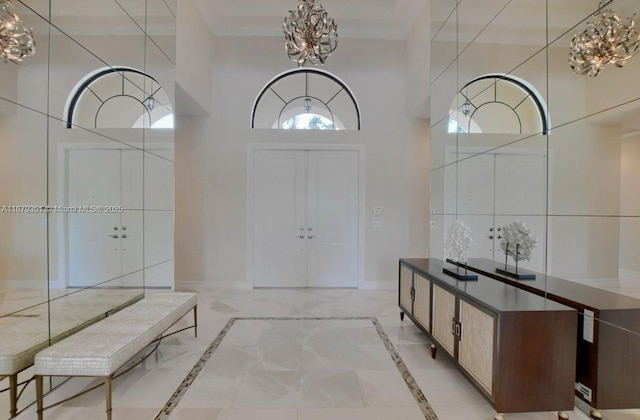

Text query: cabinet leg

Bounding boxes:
[400,312,405,321]
[558,411,569,420]
[430,344,437,359]
[589,409,603,420]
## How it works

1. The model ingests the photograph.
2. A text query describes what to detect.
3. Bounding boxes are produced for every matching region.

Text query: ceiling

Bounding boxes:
[192,0,429,40]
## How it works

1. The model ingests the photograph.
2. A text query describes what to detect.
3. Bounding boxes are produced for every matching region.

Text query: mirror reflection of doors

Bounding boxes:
[65,148,172,289]
[252,150,359,288]
[446,149,546,271]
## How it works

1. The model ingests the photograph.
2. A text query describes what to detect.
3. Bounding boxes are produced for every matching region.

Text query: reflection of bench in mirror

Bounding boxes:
[34,292,197,420]
[463,258,640,413]
[0,289,142,418]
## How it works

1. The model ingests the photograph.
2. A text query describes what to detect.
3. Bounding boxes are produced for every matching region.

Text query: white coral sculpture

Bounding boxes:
[499,220,537,262]
[443,220,473,264]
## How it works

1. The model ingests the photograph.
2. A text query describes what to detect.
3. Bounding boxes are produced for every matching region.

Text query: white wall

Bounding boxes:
[620,134,640,273]
[175,35,430,288]
[406,5,431,119]
[176,0,213,116]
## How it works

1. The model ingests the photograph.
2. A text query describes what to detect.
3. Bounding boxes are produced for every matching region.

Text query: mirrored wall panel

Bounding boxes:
[0,0,175,417]
[430,0,640,418]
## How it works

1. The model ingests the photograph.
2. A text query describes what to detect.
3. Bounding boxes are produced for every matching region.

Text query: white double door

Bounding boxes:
[252,150,359,288]
[66,148,173,288]
[449,150,546,271]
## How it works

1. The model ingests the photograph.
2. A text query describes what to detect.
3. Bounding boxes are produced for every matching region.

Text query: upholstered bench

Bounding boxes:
[0,293,142,418]
[34,292,197,420]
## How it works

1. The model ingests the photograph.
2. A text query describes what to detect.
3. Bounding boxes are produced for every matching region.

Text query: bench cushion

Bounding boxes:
[34,292,196,377]
[0,291,142,376]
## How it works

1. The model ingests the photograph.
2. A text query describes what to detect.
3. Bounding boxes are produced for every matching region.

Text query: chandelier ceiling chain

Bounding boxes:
[283,0,338,66]
[0,0,35,64]
[569,1,640,77]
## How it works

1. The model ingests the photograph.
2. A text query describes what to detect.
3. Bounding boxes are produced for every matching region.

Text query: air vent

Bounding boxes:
[575,382,593,402]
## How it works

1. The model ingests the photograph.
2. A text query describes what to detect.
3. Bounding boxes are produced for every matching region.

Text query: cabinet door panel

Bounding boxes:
[400,265,413,312]
[433,285,456,356]
[459,299,495,395]
[414,273,431,331]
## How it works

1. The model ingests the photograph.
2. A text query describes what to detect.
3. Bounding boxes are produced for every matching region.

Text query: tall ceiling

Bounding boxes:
[192,0,429,40]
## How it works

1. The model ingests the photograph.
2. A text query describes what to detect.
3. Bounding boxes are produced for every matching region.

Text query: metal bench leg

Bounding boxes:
[106,376,112,420]
[36,375,43,420]
[9,373,18,418]
[194,305,198,338]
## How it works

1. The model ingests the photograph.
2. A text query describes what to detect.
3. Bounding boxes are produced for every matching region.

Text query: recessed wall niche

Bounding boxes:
[0,0,176,417]
[430,0,640,417]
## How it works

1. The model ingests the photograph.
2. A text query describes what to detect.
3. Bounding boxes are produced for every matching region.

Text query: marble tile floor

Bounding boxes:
[9,288,630,420]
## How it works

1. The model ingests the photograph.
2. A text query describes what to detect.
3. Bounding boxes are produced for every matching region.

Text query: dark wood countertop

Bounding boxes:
[465,258,640,311]
[401,258,574,314]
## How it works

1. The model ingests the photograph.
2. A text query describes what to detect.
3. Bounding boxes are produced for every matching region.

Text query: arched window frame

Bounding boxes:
[64,66,172,129]
[453,73,550,135]
[251,68,361,130]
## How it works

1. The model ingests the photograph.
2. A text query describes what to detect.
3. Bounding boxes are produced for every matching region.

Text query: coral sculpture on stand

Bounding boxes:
[443,220,477,281]
[497,220,537,280]
[444,220,473,264]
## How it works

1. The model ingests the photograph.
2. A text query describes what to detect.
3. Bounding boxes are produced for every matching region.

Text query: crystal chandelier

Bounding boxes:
[569,2,640,77]
[283,0,338,66]
[0,0,35,64]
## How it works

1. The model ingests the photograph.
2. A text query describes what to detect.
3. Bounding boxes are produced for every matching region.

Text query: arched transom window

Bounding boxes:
[65,67,174,129]
[251,68,361,130]
[449,74,548,135]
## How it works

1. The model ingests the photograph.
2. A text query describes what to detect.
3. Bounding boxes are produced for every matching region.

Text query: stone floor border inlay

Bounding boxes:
[155,317,438,420]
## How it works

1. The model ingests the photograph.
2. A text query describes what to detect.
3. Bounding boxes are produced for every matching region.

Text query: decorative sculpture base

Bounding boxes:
[496,267,536,280]
[443,267,478,281]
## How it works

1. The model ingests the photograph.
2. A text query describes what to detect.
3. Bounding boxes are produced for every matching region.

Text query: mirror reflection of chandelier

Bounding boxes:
[0,0,36,64]
[569,1,640,77]
[283,0,338,66]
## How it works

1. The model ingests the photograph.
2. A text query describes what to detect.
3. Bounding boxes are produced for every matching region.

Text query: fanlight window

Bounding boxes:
[251,68,360,130]
[449,75,548,135]
[65,67,174,129]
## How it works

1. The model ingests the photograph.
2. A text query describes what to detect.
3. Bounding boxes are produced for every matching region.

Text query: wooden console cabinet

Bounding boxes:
[462,258,640,412]
[399,258,578,414]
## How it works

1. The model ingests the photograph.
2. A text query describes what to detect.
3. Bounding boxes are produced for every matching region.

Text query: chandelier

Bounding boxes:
[283,0,338,66]
[0,0,35,64]
[569,2,640,77]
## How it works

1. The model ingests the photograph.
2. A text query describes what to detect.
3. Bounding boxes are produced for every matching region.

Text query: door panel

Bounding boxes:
[458,299,495,395]
[400,265,413,312]
[252,150,359,288]
[494,153,546,272]
[253,151,307,287]
[414,273,431,331]
[433,284,456,357]
[494,153,546,216]
[456,215,495,261]
[120,150,144,287]
[307,151,358,287]
[457,153,495,215]
[67,148,173,289]
[452,150,546,268]
[67,150,122,287]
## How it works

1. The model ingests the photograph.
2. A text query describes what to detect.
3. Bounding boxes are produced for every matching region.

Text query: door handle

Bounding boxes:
[122,234,128,239]
[109,234,119,239]
[307,235,316,239]
[488,235,494,240]
[298,235,305,239]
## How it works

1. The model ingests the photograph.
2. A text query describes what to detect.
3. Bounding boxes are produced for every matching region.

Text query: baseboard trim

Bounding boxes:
[175,280,396,291]
[175,280,253,291]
